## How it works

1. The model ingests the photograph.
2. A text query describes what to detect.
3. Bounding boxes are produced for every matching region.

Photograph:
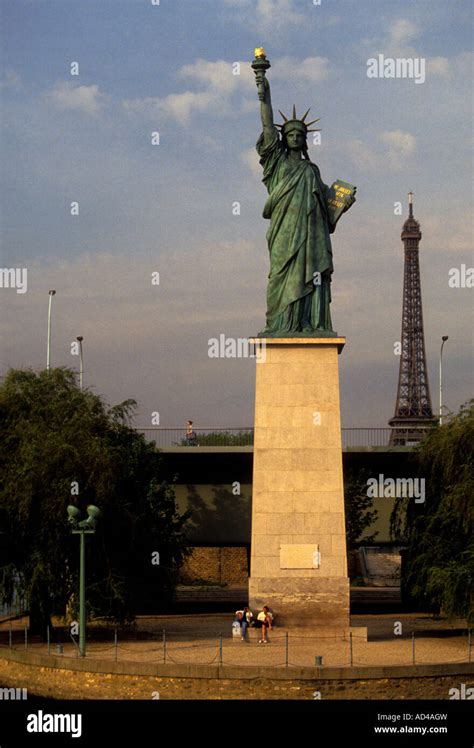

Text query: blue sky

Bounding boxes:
[1,0,472,427]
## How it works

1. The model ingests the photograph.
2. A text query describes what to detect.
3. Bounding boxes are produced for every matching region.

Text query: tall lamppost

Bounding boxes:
[439,335,449,426]
[46,290,56,370]
[76,336,84,390]
[67,505,101,657]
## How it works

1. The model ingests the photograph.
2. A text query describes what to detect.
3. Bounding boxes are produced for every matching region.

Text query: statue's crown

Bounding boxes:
[276,106,321,135]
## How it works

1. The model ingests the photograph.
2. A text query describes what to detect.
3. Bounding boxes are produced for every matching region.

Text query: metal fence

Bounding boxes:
[135,427,432,449]
[1,625,471,669]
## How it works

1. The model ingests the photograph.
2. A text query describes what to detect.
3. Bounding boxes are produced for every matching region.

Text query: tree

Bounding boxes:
[344,470,379,549]
[343,470,379,581]
[390,402,474,622]
[0,368,190,634]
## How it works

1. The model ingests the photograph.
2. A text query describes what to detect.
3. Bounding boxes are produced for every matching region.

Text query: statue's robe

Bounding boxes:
[257,130,336,335]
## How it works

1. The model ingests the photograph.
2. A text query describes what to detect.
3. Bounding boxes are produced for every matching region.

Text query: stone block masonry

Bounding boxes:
[249,338,350,630]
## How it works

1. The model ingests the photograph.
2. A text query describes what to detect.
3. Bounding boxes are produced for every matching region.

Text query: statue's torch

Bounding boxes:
[252,47,271,101]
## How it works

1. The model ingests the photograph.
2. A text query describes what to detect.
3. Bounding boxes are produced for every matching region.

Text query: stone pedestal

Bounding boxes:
[248,337,350,631]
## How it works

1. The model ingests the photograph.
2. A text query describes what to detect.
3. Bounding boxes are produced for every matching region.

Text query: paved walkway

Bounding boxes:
[1,613,471,669]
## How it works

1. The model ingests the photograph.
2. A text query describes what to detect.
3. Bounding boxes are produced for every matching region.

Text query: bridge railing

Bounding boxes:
[135,428,253,448]
[134,427,433,449]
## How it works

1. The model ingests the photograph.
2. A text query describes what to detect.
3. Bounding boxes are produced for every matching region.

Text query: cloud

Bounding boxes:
[346,139,380,171]
[241,146,261,178]
[0,70,21,89]
[224,0,304,28]
[199,135,224,152]
[45,82,107,115]
[426,51,474,79]
[426,56,450,78]
[178,59,252,92]
[362,18,471,84]
[123,55,328,126]
[123,90,217,125]
[422,212,474,253]
[347,130,416,172]
[272,56,330,85]
[380,129,416,160]
[123,58,253,125]
[361,18,420,57]
[388,19,419,47]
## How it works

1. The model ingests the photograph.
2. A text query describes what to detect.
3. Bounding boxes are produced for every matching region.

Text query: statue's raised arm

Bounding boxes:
[251,48,276,145]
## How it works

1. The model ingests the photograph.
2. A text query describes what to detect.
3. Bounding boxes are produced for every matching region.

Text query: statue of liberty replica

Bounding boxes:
[252,49,356,337]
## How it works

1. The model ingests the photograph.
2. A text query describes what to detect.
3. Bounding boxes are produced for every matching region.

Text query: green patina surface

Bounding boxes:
[252,51,356,336]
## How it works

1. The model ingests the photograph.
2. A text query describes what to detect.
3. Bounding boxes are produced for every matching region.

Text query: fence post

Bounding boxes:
[24,627,28,651]
[412,631,415,665]
[349,631,353,667]
[468,628,471,663]
[114,629,118,662]
[9,623,12,650]
[47,625,50,655]
[219,632,223,666]
[163,629,166,664]
[285,632,289,667]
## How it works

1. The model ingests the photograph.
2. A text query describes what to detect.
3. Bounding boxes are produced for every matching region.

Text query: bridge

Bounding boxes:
[135,427,432,450]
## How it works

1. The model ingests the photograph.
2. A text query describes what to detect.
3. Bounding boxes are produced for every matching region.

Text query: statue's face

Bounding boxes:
[286,128,306,151]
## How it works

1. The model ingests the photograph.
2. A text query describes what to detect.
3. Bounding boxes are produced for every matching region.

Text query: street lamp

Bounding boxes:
[439,335,449,426]
[67,504,101,657]
[46,290,56,370]
[76,336,84,390]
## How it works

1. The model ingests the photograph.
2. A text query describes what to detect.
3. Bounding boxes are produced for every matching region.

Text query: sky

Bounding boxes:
[1,0,473,428]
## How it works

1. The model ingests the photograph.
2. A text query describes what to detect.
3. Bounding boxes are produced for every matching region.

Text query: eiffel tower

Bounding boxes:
[389,193,438,445]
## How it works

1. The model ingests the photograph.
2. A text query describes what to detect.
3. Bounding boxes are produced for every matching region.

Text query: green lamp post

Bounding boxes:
[67,504,101,657]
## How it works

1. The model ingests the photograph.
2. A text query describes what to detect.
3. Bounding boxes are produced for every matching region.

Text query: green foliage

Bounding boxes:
[344,470,379,549]
[179,431,253,446]
[0,368,190,632]
[391,402,474,622]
